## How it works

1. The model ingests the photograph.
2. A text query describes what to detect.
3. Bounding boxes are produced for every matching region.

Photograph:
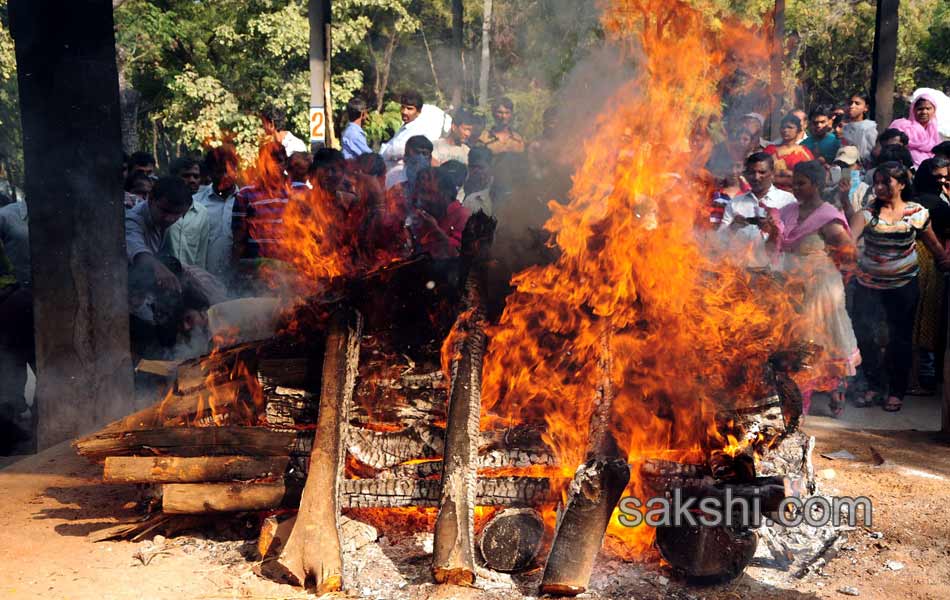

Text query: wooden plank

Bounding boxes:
[103,456,289,483]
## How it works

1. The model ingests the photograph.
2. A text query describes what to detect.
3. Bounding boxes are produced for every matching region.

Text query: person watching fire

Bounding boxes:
[407,164,471,260]
[433,107,476,166]
[718,152,796,267]
[480,97,526,154]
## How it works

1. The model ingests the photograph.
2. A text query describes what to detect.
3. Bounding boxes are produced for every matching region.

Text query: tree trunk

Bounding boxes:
[450,0,464,108]
[116,49,141,153]
[768,0,785,141]
[370,32,399,113]
[870,0,900,126]
[8,0,135,449]
[74,426,311,461]
[478,0,493,109]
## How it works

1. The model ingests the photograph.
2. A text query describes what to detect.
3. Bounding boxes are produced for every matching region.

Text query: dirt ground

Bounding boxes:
[0,421,948,600]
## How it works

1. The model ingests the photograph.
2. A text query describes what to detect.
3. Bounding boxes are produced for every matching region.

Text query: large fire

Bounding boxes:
[479,0,797,558]
[172,0,803,567]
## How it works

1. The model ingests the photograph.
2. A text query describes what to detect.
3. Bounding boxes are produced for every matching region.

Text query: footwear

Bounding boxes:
[829,392,845,418]
[882,396,903,412]
[853,391,880,408]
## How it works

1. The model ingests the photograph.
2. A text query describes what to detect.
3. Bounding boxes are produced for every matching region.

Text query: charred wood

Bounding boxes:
[477,508,545,573]
[541,333,626,596]
[540,459,630,596]
[158,477,561,512]
[433,278,488,585]
[268,308,362,593]
[656,524,758,584]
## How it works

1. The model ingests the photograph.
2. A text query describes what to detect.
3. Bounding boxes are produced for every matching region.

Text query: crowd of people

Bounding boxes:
[709,89,950,417]
[0,92,541,445]
[2,84,949,447]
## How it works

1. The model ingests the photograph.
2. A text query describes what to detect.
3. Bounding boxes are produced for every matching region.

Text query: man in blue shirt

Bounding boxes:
[341,96,372,159]
[802,105,841,164]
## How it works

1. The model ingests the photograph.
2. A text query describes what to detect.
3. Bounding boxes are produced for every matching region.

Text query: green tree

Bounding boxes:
[786,0,946,109]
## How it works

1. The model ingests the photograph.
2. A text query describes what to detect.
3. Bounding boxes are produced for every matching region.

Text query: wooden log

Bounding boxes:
[540,332,628,597]
[267,308,362,593]
[103,456,289,483]
[258,357,310,388]
[539,459,630,596]
[477,508,545,573]
[159,477,562,513]
[164,482,301,514]
[74,427,311,461]
[259,514,378,560]
[346,422,444,469]
[433,279,488,585]
[655,524,758,584]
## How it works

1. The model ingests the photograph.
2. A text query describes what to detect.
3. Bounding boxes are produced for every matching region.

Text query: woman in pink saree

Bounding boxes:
[889,92,942,168]
[768,161,861,417]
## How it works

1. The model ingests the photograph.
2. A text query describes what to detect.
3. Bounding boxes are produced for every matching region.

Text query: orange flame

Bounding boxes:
[480,0,794,558]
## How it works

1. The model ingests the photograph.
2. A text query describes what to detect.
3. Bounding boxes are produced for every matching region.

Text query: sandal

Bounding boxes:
[829,392,845,418]
[882,396,903,412]
[853,390,880,408]
[829,381,847,418]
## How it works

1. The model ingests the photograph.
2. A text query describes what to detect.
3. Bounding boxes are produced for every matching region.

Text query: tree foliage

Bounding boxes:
[787,0,945,108]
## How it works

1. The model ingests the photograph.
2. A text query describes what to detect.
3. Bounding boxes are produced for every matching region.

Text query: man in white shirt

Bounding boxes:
[380,92,450,171]
[433,108,475,166]
[194,147,239,283]
[719,152,796,267]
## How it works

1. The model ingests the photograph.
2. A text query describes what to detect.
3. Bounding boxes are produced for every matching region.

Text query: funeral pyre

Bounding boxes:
[74,0,831,596]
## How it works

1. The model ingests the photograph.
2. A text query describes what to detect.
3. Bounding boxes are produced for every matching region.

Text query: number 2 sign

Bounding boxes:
[309,107,326,144]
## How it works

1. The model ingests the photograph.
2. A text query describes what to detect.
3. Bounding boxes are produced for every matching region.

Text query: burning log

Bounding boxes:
[343,476,560,508]
[345,421,444,469]
[103,456,289,483]
[266,308,362,593]
[655,524,758,584]
[157,477,562,513]
[477,508,545,573]
[540,334,630,597]
[539,459,630,596]
[432,278,488,585]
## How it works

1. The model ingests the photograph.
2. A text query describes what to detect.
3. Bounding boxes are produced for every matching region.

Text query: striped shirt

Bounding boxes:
[857,202,930,289]
[231,182,308,259]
